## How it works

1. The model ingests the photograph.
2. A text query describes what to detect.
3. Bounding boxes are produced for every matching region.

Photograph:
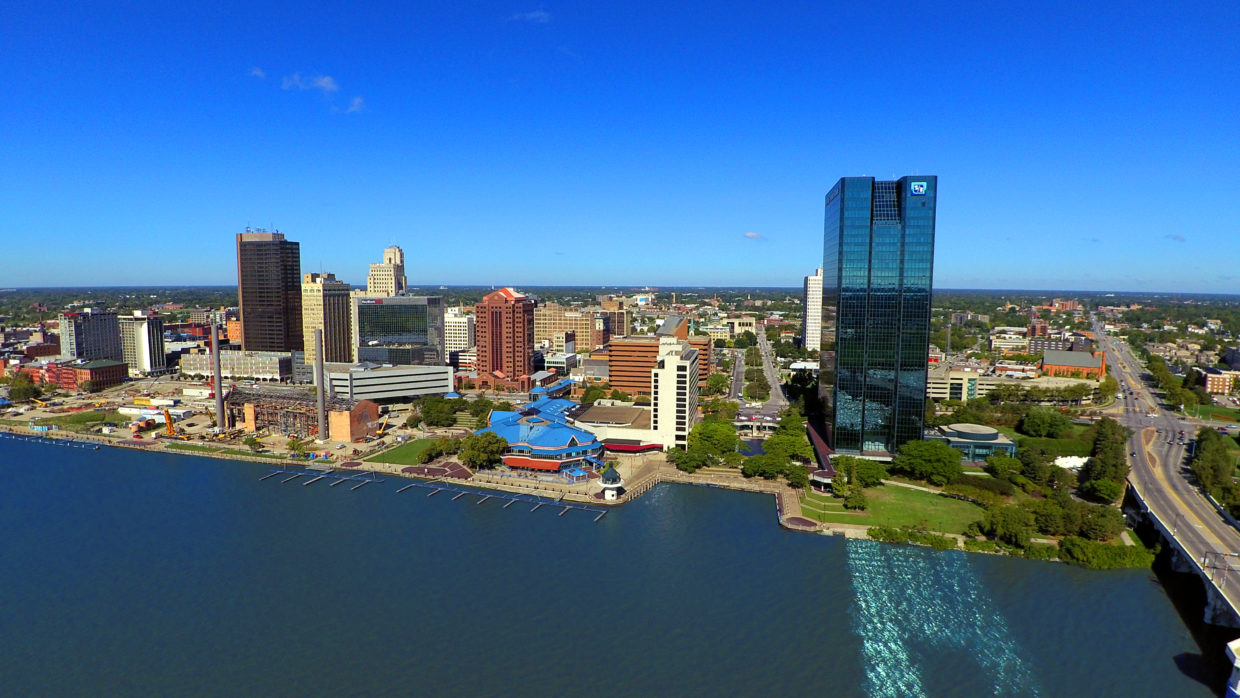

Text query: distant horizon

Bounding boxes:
[4,284,1239,299]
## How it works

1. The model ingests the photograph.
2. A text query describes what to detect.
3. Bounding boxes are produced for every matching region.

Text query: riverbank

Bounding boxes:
[0,423,1148,566]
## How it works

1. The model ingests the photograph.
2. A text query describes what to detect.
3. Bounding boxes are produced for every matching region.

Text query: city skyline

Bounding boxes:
[2,3,1237,292]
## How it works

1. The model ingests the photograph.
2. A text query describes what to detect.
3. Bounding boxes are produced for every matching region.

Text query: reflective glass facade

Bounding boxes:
[352,296,445,365]
[819,176,936,455]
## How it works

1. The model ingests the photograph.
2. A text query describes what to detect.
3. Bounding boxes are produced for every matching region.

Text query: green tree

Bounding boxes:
[701,398,739,422]
[1019,406,1071,438]
[9,375,41,403]
[688,420,741,460]
[244,435,262,453]
[460,431,508,469]
[891,440,963,486]
[286,437,306,455]
[1079,504,1125,540]
[762,432,813,463]
[580,384,607,405]
[467,397,494,419]
[843,488,868,510]
[981,505,1036,548]
[420,396,458,427]
[785,464,810,489]
[705,372,730,396]
[608,389,632,401]
[667,446,709,473]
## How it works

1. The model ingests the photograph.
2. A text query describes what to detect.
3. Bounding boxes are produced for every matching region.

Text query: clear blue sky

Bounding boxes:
[2,2,1237,292]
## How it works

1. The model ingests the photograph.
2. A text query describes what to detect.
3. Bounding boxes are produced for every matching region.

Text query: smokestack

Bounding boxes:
[315,328,326,442]
[211,324,225,431]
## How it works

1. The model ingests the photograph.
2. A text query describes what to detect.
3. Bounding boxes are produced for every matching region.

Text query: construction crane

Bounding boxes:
[375,413,391,436]
[164,408,175,437]
[31,397,48,407]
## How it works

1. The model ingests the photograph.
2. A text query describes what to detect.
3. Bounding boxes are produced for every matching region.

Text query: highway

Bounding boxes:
[1096,319,1240,607]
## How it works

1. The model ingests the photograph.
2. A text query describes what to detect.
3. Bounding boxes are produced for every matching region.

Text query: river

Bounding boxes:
[0,437,1226,696]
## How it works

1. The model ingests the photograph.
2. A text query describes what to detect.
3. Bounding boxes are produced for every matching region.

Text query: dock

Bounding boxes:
[256,466,605,521]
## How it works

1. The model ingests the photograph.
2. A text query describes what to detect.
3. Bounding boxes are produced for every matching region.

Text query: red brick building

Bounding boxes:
[11,359,128,392]
[474,288,536,391]
[1039,350,1105,379]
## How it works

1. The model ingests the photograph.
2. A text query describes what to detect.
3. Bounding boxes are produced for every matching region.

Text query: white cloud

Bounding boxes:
[282,73,340,93]
[250,67,266,79]
[509,8,551,23]
[346,96,365,114]
[744,231,763,240]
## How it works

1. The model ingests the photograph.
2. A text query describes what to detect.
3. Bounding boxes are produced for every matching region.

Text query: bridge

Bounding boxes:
[1096,321,1240,629]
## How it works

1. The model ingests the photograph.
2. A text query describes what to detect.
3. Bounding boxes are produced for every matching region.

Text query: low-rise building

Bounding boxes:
[476,397,604,472]
[180,350,294,382]
[990,333,1029,353]
[1040,350,1105,379]
[1196,367,1240,395]
[926,423,1018,461]
[322,362,454,402]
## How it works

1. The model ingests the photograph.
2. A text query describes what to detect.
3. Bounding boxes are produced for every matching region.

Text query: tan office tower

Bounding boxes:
[236,229,302,352]
[301,273,352,364]
[367,246,407,296]
[474,288,535,391]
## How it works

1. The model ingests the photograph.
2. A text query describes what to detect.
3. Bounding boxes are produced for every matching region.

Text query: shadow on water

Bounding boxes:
[1139,525,1239,695]
[741,439,764,457]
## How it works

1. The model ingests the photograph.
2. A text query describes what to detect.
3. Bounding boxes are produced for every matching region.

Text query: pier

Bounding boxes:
[256,465,606,521]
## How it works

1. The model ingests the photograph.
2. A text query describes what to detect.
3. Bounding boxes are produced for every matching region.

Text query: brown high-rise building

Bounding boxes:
[236,229,302,352]
[606,315,712,395]
[475,288,536,391]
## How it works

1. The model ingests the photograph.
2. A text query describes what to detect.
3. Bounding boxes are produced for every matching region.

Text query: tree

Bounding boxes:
[1081,479,1124,503]
[687,420,741,460]
[713,338,728,349]
[9,373,41,403]
[981,505,1036,548]
[608,389,631,402]
[843,488,868,511]
[420,397,458,427]
[1019,407,1071,438]
[1079,504,1125,541]
[891,440,963,486]
[404,410,422,428]
[78,380,97,394]
[460,431,507,469]
[705,373,730,396]
[244,435,262,453]
[701,398,739,422]
[580,384,607,405]
[785,464,810,489]
[286,437,307,456]
[762,432,813,463]
[667,446,709,473]
[467,397,494,419]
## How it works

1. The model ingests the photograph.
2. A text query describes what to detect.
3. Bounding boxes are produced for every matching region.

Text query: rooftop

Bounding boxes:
[1041,350,1102,369]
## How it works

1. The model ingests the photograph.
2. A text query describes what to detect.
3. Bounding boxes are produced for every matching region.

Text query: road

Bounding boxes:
[1095,318,1240,608]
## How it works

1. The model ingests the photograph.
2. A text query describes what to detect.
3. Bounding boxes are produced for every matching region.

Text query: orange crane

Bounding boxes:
[375,413,391,436]
[164,408,175,436]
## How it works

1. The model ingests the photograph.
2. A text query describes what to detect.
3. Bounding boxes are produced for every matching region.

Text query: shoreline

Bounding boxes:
[0,423,1126,564]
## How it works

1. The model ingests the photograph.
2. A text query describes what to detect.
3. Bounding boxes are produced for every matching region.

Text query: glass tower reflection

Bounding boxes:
[819,176,936,455]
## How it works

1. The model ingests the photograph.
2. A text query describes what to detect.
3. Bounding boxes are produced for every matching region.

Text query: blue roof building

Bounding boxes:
[477,397,602,471]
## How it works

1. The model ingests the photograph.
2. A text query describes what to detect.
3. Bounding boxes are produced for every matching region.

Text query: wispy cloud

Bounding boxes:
[744,231,762,240]
[250,67,266,79]
[282,73,340,93]
[1164,234,1186,243]
[345,97,365,114]
[509,8,551,23]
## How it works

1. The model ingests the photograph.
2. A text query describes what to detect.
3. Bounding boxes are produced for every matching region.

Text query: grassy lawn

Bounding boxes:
[165,442,222,453]
[1190,404,1240,423]
[800,485,985,535]
[32,409,127,430]
[364,438,437,464]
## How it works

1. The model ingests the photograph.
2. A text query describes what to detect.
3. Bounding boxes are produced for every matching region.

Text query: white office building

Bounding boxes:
[444,307,476,356]
[322,362,454,401]
[119,310,167,376]
[802,268,823,351]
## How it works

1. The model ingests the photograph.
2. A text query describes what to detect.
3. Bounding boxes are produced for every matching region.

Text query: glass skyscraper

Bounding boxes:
[351,296,445,366]
[819,176,936,455]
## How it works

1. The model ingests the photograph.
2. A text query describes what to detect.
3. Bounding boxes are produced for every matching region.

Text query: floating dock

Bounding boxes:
[257,465,606,520]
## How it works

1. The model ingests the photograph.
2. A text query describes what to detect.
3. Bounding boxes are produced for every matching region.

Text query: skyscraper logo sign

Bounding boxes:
[910,182,927,196]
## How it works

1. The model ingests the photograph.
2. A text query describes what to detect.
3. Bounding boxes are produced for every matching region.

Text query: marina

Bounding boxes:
[258,464,608,521]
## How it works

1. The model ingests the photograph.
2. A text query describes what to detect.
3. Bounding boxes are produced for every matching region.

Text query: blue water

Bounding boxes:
[0,438,1221,696]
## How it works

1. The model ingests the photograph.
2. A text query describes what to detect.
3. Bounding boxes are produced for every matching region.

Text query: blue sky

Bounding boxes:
[1,2,1237,292]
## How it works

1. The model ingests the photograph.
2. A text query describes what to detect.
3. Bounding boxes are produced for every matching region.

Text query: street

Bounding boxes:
[1095,319,1240,606]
